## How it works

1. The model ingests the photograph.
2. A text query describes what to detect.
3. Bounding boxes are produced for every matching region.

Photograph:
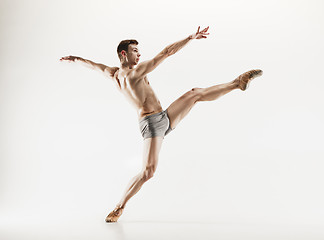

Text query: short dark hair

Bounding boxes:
[117,39,139,61]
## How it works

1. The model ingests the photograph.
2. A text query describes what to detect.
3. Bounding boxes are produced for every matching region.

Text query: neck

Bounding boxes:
[120,61,135,70]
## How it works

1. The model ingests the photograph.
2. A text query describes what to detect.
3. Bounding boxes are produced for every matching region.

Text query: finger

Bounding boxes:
[197,26,200,33]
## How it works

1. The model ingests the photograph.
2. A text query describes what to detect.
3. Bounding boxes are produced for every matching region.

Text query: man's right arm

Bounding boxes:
[60,56,118,79]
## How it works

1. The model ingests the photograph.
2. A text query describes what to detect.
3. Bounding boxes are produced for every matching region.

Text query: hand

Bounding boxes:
[59,55,83,62]
[190,26,210,40]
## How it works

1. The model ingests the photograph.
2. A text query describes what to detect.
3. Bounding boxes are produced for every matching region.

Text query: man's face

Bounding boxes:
[125,44,141,65]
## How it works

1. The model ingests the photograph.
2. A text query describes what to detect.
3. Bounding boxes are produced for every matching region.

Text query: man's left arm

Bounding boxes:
[163,26,210,56]
[132,26,210,80]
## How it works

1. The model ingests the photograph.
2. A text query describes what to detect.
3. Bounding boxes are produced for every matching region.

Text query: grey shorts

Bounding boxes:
[139,110,173,139]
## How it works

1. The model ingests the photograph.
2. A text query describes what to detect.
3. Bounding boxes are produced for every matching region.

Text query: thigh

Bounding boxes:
[142,136,164,171]
[166,88,203,130]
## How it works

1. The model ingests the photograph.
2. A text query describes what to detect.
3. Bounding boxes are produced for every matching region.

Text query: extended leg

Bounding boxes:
[166,69,263,130]
[105,136,163,222]
[166,81,238,130]
[200,81,238,101]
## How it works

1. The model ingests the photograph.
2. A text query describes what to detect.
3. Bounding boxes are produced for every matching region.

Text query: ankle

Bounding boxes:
[116,203,125,209]
[231,80,239,89]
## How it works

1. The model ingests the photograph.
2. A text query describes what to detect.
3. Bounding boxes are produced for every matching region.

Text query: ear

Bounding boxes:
[121,50,127,57]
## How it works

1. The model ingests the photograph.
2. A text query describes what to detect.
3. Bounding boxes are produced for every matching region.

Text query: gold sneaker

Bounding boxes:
[234,69,263,91]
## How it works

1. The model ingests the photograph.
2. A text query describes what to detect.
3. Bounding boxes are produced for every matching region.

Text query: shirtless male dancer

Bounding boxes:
[60,26,263,222]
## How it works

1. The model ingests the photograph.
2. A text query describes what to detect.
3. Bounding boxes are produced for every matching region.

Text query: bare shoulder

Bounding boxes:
[104,66,119,80]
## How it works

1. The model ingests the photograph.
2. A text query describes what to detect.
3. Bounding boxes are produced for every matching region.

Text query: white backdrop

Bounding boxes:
[1,0,324,238]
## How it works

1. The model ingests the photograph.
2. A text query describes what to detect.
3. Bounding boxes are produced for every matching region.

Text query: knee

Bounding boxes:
[142,166,156,182]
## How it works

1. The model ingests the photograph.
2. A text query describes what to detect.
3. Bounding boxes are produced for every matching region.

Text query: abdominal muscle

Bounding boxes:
[115,74,163,120]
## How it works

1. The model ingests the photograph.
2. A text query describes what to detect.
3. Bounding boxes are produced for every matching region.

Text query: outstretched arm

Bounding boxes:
[132,26,210,80]
[59,56,118,79]
[164,26,210,56]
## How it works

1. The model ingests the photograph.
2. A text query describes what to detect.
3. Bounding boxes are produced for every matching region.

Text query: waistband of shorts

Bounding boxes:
[139,110,165,122]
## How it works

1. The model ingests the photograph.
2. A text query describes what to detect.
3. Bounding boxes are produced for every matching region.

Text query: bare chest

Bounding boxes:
[114,74,151,92]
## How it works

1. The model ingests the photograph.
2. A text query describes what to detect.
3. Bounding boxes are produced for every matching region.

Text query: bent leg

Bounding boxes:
[166,81,238,130]
[117,136,163,208]
[106,136,163,222]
